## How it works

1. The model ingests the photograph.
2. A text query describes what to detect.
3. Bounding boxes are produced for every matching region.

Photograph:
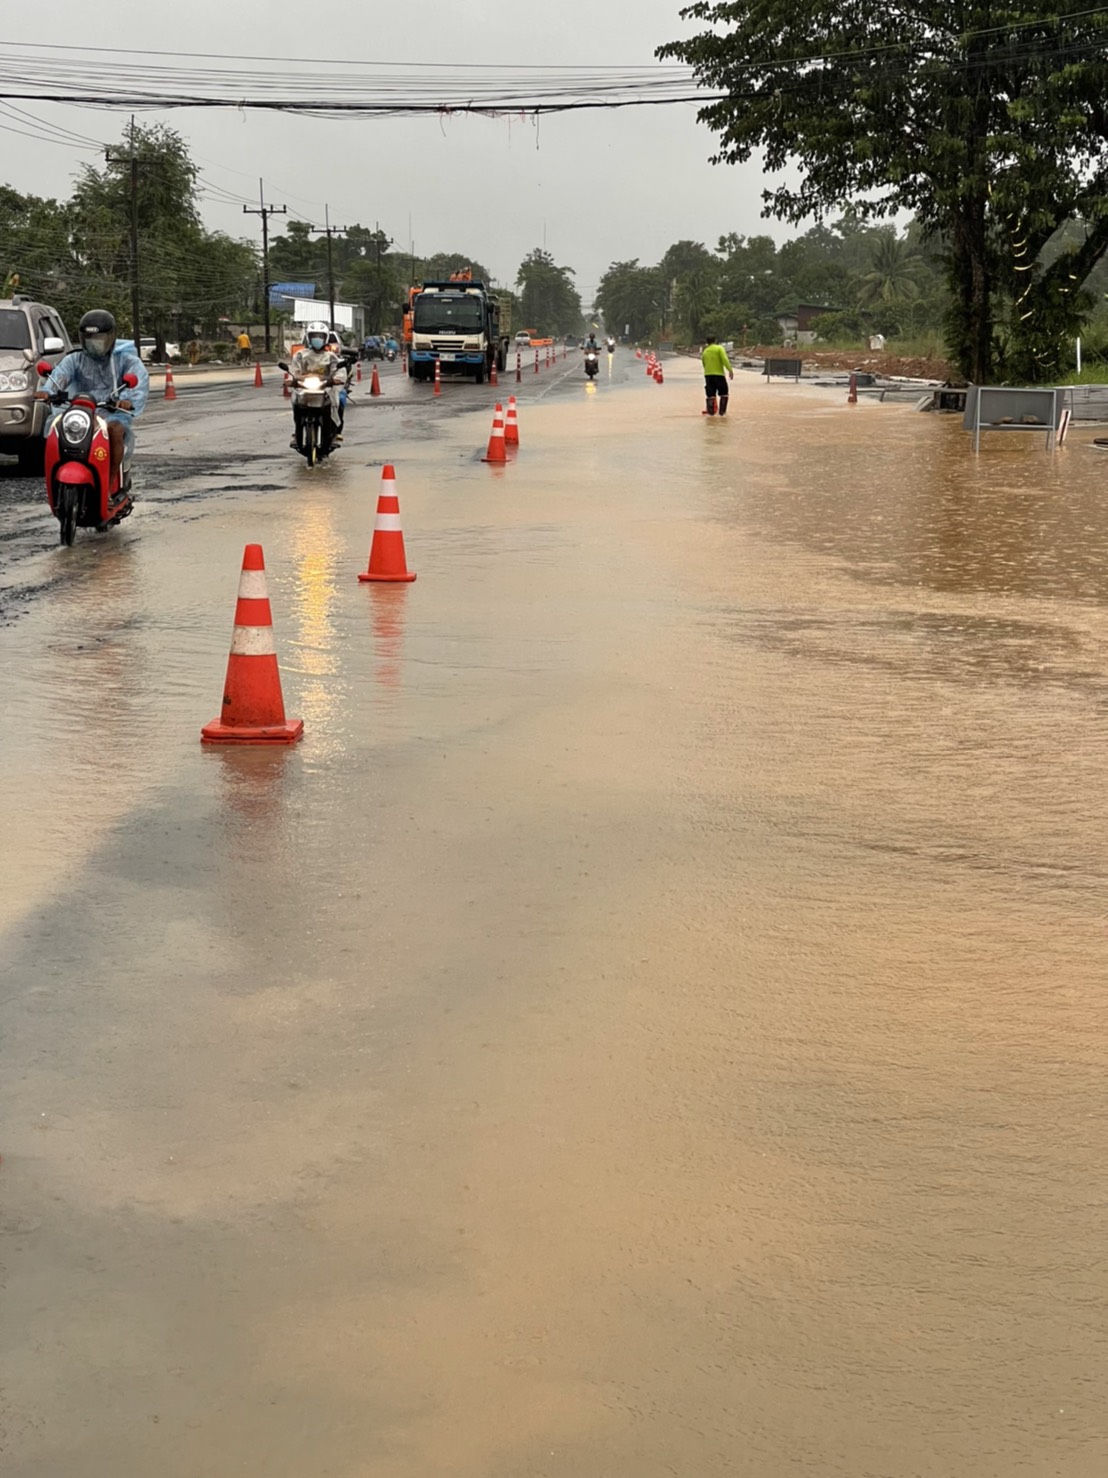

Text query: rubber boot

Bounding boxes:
[705,396,717,416]
[718,394,729,418]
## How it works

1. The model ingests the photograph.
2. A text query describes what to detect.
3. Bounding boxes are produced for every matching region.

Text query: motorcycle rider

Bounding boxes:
[290,321,343,449]
[34,310,149,491]
[583,332,600,353]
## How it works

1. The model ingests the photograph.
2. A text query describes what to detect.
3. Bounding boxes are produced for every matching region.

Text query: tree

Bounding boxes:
[855,233,929,309]
[594,259,663,341]
[673,268,719,341]
[516,248,582,333]
[660,5,1108,381]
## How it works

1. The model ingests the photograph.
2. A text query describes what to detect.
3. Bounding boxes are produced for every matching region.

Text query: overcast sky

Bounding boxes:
[3,0,786,303]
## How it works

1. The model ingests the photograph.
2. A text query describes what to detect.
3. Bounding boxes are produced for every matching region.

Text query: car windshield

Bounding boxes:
[414,296,483,333]
[0,310,31,351]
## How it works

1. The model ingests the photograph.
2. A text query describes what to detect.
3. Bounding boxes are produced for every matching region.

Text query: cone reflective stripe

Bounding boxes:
[254,361,263,388]
[370,365,382,396]
[482,403,507,463]
[516,351,522,383]
[505,395,519,446]
[164,366,177,401]
[359,465,417,583]
[201,544,303,745]
[433,359,442,396]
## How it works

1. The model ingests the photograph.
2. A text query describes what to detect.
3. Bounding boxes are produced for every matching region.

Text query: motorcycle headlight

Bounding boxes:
[303,375,323,391]
[61,408,92,441]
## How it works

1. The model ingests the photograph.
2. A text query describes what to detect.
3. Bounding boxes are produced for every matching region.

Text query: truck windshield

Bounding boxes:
[414,296,483,333]
[0,310,31,350]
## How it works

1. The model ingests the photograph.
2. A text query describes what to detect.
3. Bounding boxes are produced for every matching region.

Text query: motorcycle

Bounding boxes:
[606,338,616,354]
[384,346,397,362]
[584,350,599,380]
[37,362,140,546]
[279,359,342,467]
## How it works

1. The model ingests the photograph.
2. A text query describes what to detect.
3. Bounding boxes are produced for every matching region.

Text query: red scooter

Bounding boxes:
[37,362,139,546]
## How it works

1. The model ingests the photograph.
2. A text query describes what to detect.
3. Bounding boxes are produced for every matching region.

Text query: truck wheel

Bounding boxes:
[17,439,45,477]
[474,363,486,385]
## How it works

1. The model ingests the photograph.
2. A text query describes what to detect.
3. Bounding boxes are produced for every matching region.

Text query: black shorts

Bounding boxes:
[704,374,729,398]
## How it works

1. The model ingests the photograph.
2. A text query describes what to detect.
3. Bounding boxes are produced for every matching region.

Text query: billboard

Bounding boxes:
[269,282,316,306]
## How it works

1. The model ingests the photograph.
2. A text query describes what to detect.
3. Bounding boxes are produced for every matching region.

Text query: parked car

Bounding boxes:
[139,336,180,363]
[514,331,532,347]
[0,295,72,474]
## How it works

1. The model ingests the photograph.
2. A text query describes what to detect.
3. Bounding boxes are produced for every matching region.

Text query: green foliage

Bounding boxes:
[660,4,1108,381]
[516,248,582,334]
[594,259,663,340]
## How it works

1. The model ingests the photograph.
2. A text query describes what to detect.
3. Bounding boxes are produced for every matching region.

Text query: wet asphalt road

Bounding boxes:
[0,351,636,616]
[5,358,1108,1477]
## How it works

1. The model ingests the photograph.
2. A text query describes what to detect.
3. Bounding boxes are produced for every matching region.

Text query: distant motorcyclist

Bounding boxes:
[583,332,600,353]
[290,321,343,448]
[35,310,149,488]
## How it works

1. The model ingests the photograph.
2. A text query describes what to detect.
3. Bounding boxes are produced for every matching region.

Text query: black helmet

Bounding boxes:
[79,309,117,361]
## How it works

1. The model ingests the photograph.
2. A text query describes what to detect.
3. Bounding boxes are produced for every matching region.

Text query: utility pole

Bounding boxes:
[243,179,287,354]
[106,117,142,350]
[309,207,347,332]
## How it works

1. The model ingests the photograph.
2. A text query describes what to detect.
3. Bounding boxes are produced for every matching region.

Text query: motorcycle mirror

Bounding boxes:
[277,360,290,372]
[35,360,52,378]
[122,372,139,389]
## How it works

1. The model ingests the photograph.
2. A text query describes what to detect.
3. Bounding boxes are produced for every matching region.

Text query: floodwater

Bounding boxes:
[2,359,1108,1476]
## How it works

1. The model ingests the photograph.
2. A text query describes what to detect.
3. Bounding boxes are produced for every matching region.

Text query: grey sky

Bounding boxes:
[2,0,782,302]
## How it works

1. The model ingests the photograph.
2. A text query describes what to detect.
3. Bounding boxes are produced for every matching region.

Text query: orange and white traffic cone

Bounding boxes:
[505,395,520,447]
[654,365,664,384]
[490,356,499,387]
[201,544,303,745]
[254,360,263,388]
[847,372,858,405]
[356,360,363,383]
[433,359,442,396]
[482,403,507,464]
[164,365,177,401]
[358,465,417,583]
[534,347,539,375]
[635,348,642,359]
[370,365,382,396]
[516,351,522,383]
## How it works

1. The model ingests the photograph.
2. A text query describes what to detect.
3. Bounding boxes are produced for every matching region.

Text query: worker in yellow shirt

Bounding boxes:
[236,329,252,365]
[700,334,734,417]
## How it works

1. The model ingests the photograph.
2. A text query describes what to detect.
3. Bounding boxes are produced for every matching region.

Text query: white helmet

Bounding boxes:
[305,320,329,351]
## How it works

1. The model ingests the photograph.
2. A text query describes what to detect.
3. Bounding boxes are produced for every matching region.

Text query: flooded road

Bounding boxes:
[2,358,1107,1476]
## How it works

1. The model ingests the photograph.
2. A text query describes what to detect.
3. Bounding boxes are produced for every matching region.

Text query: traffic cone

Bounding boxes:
[534,348,539,375]
[370,365,382,396]
[654,365,664,384]
[505,395,520,447]
[433,359,442,396]
[635,348,642,359]
[164,365,177,401]
[646,357,654,377]
[356,360,363,383]
[490,356,499,387]
[201,544,303,745]
[482,403,507,463]
[358,465,417,583]
[847,372,858,405]
[254,360,263,388]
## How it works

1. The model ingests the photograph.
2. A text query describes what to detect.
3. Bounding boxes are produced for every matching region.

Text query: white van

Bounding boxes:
[514,331,532,347]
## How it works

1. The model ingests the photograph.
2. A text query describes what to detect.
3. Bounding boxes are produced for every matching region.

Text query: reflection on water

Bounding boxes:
[289,500,343,756]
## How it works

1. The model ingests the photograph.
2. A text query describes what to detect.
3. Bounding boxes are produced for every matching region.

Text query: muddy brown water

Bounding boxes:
[2,363,1106,1475]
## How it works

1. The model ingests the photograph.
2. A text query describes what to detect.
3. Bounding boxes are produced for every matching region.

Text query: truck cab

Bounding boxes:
[407,281,508,384]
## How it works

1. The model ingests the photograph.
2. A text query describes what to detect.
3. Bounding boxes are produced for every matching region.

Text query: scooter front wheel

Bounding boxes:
[58,487,77,547]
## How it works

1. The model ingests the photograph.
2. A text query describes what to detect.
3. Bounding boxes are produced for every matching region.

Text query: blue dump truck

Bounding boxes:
[407,279,511,384]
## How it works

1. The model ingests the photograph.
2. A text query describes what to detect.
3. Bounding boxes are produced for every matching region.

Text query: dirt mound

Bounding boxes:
[738,345,954,383]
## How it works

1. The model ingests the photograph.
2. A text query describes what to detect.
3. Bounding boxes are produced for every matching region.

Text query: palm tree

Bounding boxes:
[856,235,929,308]
[674,268,720,340]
